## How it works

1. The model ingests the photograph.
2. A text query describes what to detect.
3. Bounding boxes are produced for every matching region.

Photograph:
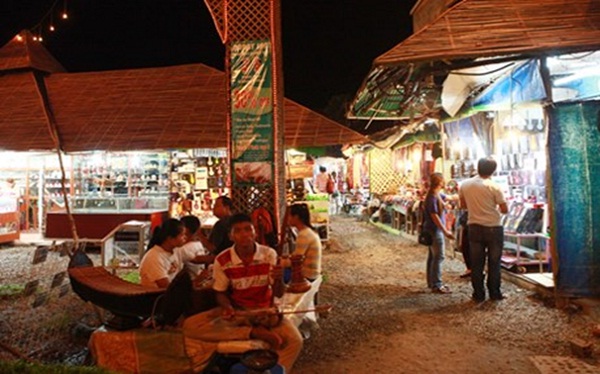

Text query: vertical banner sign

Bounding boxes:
[230,40,274,186]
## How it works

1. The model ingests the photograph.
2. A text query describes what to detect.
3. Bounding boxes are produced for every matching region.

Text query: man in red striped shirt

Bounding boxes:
[183,213,303,372]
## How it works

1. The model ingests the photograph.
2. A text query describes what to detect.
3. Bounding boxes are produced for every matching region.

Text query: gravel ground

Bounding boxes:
[0,216,599,373]
[293,215,599,373]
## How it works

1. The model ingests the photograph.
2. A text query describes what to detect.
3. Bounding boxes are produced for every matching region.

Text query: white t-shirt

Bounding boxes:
[175,241,206,278]
[459,176,507,227]
[139,245,182,288]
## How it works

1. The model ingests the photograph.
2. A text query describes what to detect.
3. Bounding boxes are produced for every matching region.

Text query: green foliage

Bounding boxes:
[42,312,72,332]
[305,194,329,201]
[0,284,25,299]
[0,360,110,374]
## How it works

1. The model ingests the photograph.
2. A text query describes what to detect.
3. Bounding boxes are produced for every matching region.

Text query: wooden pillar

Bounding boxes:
[204,0,286,233]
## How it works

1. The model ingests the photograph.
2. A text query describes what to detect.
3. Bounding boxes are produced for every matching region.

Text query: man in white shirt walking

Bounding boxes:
[459,158,508,303]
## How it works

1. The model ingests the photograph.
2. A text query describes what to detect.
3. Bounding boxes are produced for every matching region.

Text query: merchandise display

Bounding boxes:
[0,195,19,243]
[501,201,549,273]
[74,152,170,197]
[169,149,229,218]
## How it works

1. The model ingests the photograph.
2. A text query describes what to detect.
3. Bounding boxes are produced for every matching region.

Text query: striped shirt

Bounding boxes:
[213,243,277,309]
[292,227,322,280]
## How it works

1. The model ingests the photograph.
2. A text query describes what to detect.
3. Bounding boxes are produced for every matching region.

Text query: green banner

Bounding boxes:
[230,40,274,185]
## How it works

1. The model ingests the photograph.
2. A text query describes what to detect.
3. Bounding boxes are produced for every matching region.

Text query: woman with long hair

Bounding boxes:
[422,173,455,294]
[140,219,187,288]
[286,203,322,281]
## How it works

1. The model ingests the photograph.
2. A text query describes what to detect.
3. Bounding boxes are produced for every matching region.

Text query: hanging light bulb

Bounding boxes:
[49,24,55,32]
[33,36,38,41]
[38,35,43,42]
[62,0,69,20]
[15,35,23,42]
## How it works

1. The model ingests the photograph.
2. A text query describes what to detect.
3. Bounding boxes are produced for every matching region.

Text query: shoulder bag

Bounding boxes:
[418,197,433,246]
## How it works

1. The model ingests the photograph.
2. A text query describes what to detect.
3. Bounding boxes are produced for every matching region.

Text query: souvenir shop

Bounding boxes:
[284,148,350,243]
[0,149,230,241]
[348,122,442,238]
[444,106,550,274]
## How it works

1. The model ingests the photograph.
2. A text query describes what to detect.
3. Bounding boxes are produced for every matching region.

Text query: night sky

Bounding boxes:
[1,0,416,112]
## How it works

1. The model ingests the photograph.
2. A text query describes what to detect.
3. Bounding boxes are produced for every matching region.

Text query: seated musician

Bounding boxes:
[281,203,322,282]
[182,213,303,373]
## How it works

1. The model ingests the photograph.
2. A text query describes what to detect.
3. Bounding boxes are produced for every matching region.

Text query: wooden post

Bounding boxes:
[204,0,286,232]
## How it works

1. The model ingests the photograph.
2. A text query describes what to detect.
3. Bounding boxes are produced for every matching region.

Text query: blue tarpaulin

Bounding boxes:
[472,59,547,111]
[548,101,600,297]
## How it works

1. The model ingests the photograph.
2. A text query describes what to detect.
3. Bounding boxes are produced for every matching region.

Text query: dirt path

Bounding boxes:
[293,215,598,373]
[0,216,598,372]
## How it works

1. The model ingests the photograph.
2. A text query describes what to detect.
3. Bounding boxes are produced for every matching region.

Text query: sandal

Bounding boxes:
[432,285,452,294]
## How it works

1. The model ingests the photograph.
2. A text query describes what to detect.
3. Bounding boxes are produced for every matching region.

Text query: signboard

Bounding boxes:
[230,40,274,185]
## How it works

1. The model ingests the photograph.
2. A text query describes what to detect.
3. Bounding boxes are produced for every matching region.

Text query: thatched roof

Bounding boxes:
[0,31,65,73]
[376,0,600,67]
[0,32,366,152]
[349,0,600,120]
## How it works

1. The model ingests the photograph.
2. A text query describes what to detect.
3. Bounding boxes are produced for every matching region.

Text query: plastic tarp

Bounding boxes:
[442,61,518,117]
[444,113,493,157]
[548,101,600,297]
[472,59,547,112]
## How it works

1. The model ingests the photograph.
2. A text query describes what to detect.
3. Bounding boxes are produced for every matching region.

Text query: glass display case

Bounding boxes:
[0,195,20,243]
[73,152,170,197]
[70,196,169,212]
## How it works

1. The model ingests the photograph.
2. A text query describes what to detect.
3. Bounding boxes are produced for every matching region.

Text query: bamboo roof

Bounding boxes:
[0,31,65,73]
[0,33,366,152]
[350,0,600,120]
[377,0,600,66]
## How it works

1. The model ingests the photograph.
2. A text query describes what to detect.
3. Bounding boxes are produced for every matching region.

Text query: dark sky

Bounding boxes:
[1,0,416,112]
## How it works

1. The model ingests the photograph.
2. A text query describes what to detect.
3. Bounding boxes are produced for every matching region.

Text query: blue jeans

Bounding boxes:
[468,224,504,300]
[427,230,445,289]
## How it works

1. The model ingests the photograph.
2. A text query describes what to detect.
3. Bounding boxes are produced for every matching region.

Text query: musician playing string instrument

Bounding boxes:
[183,213,303,373]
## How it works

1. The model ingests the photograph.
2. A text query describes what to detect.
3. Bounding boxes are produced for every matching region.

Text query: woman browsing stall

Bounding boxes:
[422,173,455,294]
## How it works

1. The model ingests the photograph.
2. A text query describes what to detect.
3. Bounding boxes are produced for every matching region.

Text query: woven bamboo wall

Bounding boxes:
[232,185,275,215]
[368,148,407,195]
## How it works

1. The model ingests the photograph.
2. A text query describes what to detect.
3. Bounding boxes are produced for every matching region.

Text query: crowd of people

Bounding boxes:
[138,196,323,372]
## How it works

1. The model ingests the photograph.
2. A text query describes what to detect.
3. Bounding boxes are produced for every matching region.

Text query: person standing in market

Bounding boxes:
[423,173,455,294]
[459,157,508,303]
[314,166,329,194]
[328,171,341,215]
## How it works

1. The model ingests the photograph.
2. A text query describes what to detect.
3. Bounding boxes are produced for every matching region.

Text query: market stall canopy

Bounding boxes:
[0,31,367,152]
[349,0,600,120]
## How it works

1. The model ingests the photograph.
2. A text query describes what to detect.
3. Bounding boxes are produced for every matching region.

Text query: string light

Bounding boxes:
[27,0,72,43]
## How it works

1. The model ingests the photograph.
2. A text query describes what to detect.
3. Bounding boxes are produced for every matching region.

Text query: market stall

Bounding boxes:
[0,194,19,243]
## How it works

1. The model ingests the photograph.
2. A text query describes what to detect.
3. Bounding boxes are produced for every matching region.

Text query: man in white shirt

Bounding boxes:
[459,158,508,303]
